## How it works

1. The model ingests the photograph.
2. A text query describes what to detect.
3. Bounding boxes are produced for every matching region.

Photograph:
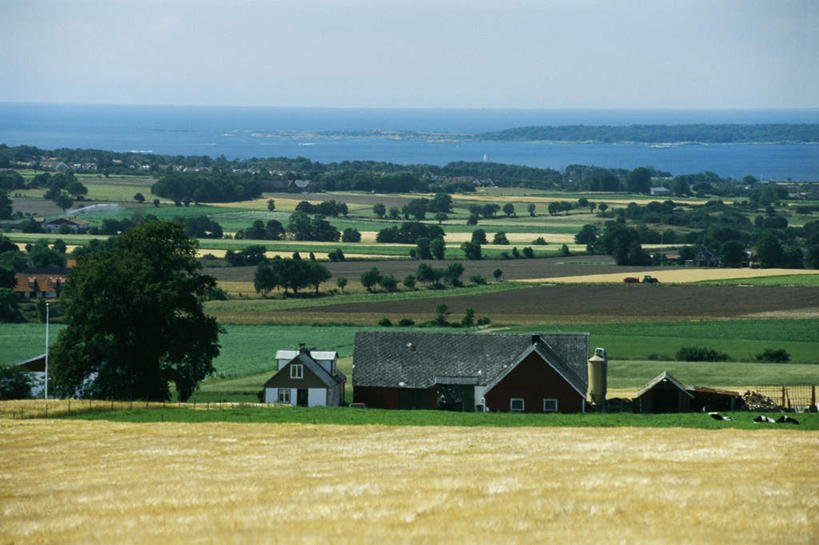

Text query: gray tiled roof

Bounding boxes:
[353,331,588,391]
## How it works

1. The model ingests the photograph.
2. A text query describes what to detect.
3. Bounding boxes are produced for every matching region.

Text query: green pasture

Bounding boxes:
[696,274,819,287]
[55,405,819,430]
[506,319,819,364]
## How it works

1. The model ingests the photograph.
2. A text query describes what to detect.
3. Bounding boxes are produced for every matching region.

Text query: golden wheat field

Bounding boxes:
[519,267,819,284]
[1,419,817,545]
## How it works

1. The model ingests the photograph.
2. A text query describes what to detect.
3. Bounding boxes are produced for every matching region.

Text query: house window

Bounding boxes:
[278,389,291,403]
[290,364,303,379]
[510,398,525,412]
[543,398,558,413]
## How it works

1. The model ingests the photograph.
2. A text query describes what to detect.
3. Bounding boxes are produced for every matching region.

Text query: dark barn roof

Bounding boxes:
[264,352,346,389]
[353,331,589,392]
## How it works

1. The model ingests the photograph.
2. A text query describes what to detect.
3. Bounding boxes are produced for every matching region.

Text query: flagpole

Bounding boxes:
[45,302,49,400]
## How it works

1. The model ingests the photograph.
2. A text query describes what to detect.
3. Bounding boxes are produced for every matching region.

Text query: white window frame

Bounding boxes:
[290,364,303,379]
[278,389,291,403]
[543,398,558,413]
[510,398,525,412]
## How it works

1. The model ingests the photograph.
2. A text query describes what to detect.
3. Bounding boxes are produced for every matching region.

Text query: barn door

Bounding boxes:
[297,389,308,407]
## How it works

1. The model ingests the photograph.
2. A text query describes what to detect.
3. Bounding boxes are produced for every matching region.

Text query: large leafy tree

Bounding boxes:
[51,220,221,401]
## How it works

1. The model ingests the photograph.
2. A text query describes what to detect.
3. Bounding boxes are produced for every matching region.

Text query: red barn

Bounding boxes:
[353,332,589,413]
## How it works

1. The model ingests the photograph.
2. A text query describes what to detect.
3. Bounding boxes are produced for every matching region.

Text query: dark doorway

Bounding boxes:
[297,389,308,407]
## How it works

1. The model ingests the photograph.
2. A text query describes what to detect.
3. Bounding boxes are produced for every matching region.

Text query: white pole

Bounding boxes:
[44,302,49,400]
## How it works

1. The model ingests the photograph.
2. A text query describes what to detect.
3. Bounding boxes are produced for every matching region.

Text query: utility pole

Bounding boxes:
[44,302,49,400]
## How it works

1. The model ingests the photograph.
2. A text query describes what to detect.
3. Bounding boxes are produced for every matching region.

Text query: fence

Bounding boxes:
[0,399,269,420]
[750,385,817,411]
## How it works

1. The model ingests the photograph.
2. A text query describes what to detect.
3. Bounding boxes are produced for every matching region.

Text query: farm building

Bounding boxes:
[262,345,345,407]
[352,332,590,413]
[634,371,745,413]
[13,268,68,299]
[42,216,89,232]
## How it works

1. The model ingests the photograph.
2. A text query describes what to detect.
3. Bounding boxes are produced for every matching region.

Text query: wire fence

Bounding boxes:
[746,385,817,411]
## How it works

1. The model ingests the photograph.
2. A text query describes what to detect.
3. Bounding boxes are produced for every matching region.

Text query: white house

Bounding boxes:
[263,345,345,407]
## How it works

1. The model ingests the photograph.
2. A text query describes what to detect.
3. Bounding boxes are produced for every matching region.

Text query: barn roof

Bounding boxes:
[635,371,694,399]
[353,331,589,391]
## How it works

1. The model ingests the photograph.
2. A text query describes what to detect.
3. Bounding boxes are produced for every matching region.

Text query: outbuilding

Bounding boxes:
[352,332,590,413]
[634,371,745,413]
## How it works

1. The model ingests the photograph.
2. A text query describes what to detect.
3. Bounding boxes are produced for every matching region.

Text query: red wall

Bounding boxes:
[484,352,584,413]
[354,386,400,409]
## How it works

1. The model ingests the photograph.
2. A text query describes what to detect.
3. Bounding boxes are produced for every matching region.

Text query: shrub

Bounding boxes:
[754,348,790,363]
[532,237,548,245]
[675,346,730,362]
[522,247,534,258]
[378,317,393,327]
[398,318,415,327]
[470,274,486,285]
[0,364,34,399]
[476,317,491,326]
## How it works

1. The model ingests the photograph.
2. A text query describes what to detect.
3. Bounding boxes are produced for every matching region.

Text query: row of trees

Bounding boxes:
[253,256,332,296]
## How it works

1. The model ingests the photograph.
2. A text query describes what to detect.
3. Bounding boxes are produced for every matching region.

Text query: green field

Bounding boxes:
[697,274,819,286]
[52,405,819,430]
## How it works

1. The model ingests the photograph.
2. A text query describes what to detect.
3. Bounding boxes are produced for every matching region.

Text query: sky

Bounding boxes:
[1,0,817,109]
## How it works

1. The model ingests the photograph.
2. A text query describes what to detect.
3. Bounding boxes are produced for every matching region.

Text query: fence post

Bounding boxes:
[782,386,786,408]
[812,385,816,410]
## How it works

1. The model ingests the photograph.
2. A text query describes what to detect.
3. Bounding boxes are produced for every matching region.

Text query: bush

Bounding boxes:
[532,237,548,245]
[754,348,790,363]
[470,274,486,285]
[675,346,730,362]
[0,365,34,399]
[378,317,393,327]
[476,317,491,326]
[398,318,415,327]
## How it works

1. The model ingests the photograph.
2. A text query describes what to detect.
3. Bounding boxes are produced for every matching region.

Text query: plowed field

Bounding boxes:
[283,285,819,324]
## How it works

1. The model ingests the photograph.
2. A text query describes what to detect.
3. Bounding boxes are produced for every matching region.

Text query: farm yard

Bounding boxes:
[1,419,817,544]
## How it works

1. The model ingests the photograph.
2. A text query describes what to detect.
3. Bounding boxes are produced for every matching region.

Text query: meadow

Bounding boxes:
[1,419,816,544]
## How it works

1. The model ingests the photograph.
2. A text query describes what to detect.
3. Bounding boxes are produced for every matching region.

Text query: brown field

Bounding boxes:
[1,419,816,544]
[205,255,644,284]
[265,285,819,324]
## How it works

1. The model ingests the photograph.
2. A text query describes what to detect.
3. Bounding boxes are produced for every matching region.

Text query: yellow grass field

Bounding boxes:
[1,419,816,544]
[518,268,819,284]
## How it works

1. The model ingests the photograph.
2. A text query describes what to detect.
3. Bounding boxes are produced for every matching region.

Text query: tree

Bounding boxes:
[416,263,443,288]
[267,199,276,212]
[134,193,145,204]
[430,237,445,260]
[503,203,516,217]
[493,232,509,245]
[575,224,599,245]
[434,212,448,224]
[598,203,609,214]
[415,237,432,260]
[373,203,386,218]
[429,192,453,213]
[360,267,381,292]
[404,199,428,220]
[379,274,398,292]
[0,191,12,219]
[471,229,487,245]
[254,262,280,297]
[0,288,23,322]
[153,198,160,208]
[388,207,400,220]
[493,268,503,281]
[0,364,33,399]
[755,232,785,268]
[461,308,475,328]
[342,228,361,243]
[306,260,332,294]
[461,241,482,260]
[527,203,536,217]
[720,240,747,268]
[336,277,347,291]
[626,167,652,194]
[434,303,450,326]
[403,274,416,289]
[51,220,221,401]
[53,192,73,213]
[444,262,464,287]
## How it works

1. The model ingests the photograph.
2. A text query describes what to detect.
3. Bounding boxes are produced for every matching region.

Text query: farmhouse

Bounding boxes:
[352,332,590,413]
[634,371,745,413]
[13,268,68,299]
[262,344,346,407]
[42,216,89,232]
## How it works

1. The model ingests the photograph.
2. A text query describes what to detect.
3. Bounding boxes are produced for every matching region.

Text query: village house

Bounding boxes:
[352,332,590,413]
[43,216,89,232]
[262,344,346,407]
[13,268,68,299]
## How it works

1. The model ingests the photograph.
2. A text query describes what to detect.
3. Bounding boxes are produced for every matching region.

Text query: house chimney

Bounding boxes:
[588,347,607,411]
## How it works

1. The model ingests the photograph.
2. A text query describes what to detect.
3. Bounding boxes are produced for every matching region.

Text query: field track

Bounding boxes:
[1,420,816,544]
[264,285,819,323]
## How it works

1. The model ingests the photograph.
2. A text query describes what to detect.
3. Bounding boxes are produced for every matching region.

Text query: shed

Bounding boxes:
[15,354,46,397]
[634,371,745,413]
[352,332,589,413]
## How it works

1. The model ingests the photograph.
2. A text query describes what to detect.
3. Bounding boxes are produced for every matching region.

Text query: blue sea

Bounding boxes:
[1,103,818,180]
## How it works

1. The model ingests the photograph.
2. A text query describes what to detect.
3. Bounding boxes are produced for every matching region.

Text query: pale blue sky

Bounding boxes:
[1,0,817,109]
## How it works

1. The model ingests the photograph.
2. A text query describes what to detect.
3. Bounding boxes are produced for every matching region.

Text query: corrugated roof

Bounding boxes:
[353,331,589,391]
